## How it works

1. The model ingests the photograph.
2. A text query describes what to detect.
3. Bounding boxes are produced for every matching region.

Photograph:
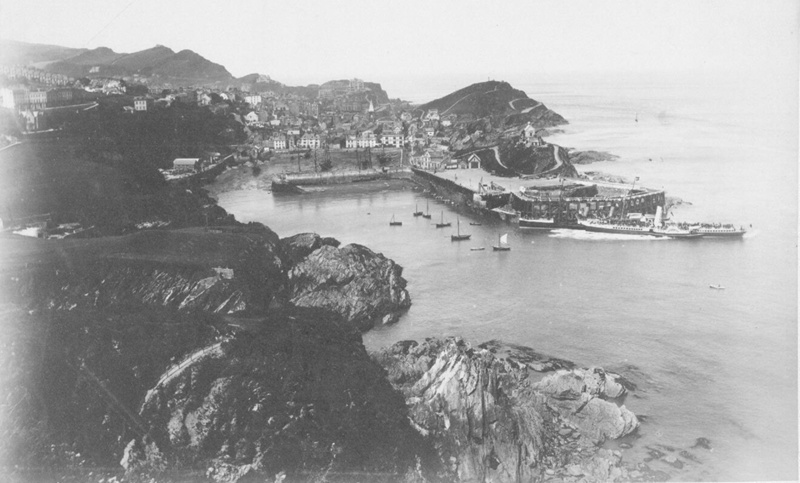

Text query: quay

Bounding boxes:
[411,167,666,224]
[272,167,412,192]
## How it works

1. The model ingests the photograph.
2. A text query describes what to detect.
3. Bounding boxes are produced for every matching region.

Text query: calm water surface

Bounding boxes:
[216,74,797,481]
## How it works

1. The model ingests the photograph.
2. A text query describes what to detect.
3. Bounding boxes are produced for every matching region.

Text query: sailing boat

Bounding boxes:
[451,217,471,241]
[389,214,402,226]
[413,203,423,217]
[492,233,511,251]
[435,210,451,228]
[421,200,432,219]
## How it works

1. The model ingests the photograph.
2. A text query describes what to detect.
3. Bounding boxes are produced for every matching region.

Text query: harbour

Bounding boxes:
[217,71,797,482]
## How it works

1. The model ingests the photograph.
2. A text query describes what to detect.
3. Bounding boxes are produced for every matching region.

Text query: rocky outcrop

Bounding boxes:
[374,337,640,482]
[287,242,411,331]
[534,368,637,444]
[137,307,436,481]
[7,226,288,315]
[280,232,340,265]
[1,224,422,480]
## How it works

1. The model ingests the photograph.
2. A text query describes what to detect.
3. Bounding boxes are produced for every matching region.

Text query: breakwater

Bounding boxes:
[410,168,511,220]
[272,167,412,191]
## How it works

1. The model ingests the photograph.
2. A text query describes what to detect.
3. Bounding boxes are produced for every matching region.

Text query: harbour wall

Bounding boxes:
[273,167,412,190]
[510,189,666,218]
[411,168,666,222]
[410,168,510,220]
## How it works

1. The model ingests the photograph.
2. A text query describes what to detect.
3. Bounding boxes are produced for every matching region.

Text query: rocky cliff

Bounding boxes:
[1,224,653,482]
[0,226,420,481]
[374,338,641,482]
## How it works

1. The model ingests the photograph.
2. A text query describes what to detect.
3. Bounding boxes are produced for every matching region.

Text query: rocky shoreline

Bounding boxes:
[0,143,711,482]
[1,218,661,482]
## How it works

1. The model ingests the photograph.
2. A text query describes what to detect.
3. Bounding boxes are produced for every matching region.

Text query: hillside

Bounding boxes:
[4,41,235,84]
[418,80,567,128]
[0,39,86,66]
[108,44,176,73]
[149,49,232,81]
[63,46,125,65]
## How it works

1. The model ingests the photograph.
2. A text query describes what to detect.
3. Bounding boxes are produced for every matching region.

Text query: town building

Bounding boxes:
[357,131,377,148]
[299,133,321,149]
[173,158,199,171]
[380,133,404,148]
[269,135,287,150]
[348,78,365,92]
[245,94,262,106]
[0,88,28,110]
[134,96,153,112]
[27,90,47,110]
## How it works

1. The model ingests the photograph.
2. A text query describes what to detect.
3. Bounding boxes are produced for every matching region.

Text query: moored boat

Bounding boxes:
[389,215,402,226]
[492,233,511,251]
[451,217,471,241]
[413,203,423,217]
[421,200,432,219]
[435,211,451,228]
[519,215,556,229]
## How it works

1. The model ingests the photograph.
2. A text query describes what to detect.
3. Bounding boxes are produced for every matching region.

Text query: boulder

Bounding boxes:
[535,370,638,444]
[287,243,411,331]
[280,232,340,266]
[536,372,586,400]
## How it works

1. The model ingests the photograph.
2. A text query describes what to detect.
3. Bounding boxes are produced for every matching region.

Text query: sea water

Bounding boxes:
[215,72,797,481]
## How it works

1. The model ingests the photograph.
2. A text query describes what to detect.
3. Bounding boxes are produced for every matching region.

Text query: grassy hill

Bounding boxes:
[418,80,567,128]
[63,46,125,66]
[0,39,86,66]
[5,40,235,85]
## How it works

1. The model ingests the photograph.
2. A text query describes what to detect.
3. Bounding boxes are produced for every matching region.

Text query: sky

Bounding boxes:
[0,0,798,100]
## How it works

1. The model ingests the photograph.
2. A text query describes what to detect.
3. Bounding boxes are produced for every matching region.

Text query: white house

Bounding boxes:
[173,158,199,171]
[299,133,321,149]
[357,131,377,148]
[244,94,262,106]
[244,111,259,124]
[345,135,358,149]
[380,133,404,148]
[270,135,287,150]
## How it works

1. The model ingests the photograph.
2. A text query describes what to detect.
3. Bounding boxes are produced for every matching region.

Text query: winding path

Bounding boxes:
[508,98,543,113]
[538,144,565,176]
[140,336,232,410]
[441,86,499,116]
